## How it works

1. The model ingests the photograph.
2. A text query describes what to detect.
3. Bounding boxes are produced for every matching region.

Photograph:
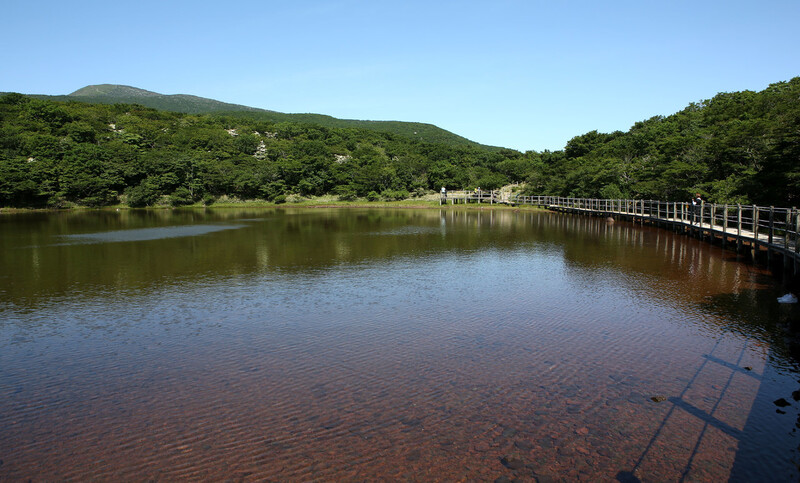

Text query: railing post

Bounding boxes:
[737,204,742,237]
[768,206,775,244]
[795,208,800,254]
[786,208,793,249]
[674,202,678,225]
[670,202,673,226]
[710,203,716,230]
[700,200,705,229]
[671,202,674,225]
[752,205,760,260]
[753,205,760,238]
[723,205,729,247]
[736,204,743,252]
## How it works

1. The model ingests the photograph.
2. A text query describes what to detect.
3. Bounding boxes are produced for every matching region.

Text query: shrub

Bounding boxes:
[169,186,194,206]
[381,189,410,201]
[334,185,358,201]
[126,180,160,207]
[202,193,217,205]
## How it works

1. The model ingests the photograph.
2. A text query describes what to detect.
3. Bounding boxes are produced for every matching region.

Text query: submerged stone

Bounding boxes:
[774,398,791,407]
[514,440,534,451]
[500,453,525,470]
[501,427,518,438]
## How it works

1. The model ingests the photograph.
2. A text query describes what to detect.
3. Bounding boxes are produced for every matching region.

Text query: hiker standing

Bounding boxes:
[691,193,703,224]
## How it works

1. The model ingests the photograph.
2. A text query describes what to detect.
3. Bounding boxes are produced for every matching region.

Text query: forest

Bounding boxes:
[0,77,798,208]
[523,76,800,206]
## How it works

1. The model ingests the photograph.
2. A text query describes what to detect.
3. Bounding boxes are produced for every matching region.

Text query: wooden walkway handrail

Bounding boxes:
[439,190,501,205]
[509,195,800,274]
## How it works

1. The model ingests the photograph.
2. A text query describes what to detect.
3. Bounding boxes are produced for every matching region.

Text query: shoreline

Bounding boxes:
[0,200,544,214]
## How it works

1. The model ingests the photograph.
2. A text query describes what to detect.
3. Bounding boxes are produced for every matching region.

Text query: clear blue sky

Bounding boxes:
[3,0,798,152]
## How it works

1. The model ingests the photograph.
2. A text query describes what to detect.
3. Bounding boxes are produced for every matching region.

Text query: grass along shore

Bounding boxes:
[1,189,544,214]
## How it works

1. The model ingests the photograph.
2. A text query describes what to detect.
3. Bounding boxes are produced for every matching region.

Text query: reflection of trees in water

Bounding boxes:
[1,209,791,326]
[544,213,800,358]
[3,208,800,480]
[700,289,800,370]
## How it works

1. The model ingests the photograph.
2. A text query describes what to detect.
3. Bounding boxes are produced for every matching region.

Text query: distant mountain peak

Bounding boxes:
[26,84,496,150]
[69,84,162,98]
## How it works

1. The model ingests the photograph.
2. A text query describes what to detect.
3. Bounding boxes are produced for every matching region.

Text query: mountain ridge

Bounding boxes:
[70,84,163,98]
[22,84,500,150]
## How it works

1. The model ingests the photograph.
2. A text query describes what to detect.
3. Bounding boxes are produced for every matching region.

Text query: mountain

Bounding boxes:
[25,84,500,150]
[40,84,271,114]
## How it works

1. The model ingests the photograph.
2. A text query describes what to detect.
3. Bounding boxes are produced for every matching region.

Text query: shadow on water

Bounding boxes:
[713,290,800,482]
[616,288,800,482]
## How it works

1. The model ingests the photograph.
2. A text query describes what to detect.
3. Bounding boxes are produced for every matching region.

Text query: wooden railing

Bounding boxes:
[510,195,800,263]
[440,190,500,205]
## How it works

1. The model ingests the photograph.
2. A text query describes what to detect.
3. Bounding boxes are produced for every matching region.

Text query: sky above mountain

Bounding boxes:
[3,0,799,152]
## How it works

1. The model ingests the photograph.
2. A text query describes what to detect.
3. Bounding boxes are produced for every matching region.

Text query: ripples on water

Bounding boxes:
[0,208,798,481]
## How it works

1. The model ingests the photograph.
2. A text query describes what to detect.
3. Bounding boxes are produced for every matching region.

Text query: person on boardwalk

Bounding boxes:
[691,193,703,224]
[441,186,446,199]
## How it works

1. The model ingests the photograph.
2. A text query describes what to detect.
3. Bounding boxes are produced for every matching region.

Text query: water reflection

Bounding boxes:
[58,224,247,244]
[0,208,798,481]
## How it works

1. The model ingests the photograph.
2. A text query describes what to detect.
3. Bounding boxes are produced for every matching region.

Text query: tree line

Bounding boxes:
[521,77,800,206]
[0,93,515,207]
[1,77,798,208]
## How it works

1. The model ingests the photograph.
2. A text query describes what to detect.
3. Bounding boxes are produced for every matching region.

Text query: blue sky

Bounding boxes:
[3,0,798,151]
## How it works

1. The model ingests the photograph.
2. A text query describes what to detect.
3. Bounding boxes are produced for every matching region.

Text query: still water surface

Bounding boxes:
[1,208,799,481]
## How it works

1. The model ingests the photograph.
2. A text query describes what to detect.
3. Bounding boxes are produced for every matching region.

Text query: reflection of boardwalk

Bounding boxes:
[513,196,800,275]
[618,334,763,481]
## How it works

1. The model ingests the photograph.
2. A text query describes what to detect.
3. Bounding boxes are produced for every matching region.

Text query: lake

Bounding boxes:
[1,207,799,481]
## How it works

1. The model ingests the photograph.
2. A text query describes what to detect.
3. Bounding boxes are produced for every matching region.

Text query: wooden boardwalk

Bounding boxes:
[439,190,501,205]
[511,195,800,276]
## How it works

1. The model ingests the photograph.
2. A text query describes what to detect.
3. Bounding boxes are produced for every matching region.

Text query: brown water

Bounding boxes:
[1,208,799,481]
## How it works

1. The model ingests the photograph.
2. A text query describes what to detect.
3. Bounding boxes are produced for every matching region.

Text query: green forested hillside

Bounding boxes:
[24,84,497,150]
[1,77,798,209]
[522,77,800,205]
[0,93,516,207]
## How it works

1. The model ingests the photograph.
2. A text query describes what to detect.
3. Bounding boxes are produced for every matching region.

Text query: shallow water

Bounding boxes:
[1,208,799,481]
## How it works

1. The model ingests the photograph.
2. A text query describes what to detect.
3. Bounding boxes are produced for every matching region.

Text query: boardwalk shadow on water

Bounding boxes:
[617,288,800,482]
[715,289,800,482]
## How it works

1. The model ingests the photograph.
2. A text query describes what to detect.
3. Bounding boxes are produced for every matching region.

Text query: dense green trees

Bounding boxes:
[1,77,798,208]
[0,94,514,207]
[523,78,800,205]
